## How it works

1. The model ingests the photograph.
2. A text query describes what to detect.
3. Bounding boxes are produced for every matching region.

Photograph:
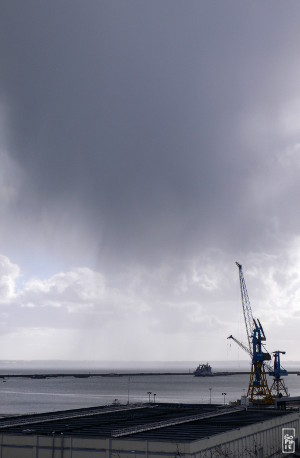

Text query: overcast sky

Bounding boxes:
[0,1,300,363]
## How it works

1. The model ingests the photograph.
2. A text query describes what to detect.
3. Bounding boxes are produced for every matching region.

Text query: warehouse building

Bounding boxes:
[0,403,298,457]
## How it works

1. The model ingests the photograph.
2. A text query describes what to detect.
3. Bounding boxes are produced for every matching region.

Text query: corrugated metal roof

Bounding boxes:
[0,403,292,443]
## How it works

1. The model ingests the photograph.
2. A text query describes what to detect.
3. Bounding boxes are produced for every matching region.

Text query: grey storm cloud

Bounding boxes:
[2,0,300,269]
[1,1,300,360]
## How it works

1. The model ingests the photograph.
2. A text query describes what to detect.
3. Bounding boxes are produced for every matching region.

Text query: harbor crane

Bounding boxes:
[248,318,272,403]
[227,324,272,403]
[229,263,289,402]
[228,333,289,400]
[234,263,272,403]
[229,263,288,404]
[269,351,288,398]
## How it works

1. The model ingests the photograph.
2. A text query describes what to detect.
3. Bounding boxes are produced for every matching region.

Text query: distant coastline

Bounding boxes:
[0,360,298,373]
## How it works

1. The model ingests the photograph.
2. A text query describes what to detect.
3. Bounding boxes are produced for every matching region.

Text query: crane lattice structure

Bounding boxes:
[236,262,254,355]
[228,336,289,400]
[233,263,273,404]
[269,351,288,398]
[248,319,273,403]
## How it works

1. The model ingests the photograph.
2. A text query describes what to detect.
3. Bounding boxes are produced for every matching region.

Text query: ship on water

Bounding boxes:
[193,362,213,377]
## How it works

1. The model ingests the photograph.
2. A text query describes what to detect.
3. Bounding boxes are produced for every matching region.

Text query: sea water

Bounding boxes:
[0,366,299,415]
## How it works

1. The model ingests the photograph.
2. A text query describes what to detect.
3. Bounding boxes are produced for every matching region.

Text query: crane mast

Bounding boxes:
[236,262,254,354]
[248,319,272,403]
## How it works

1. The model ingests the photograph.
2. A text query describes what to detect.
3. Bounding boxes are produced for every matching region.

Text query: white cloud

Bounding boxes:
[0,255,20,303]
[21,268,105,308]
[0,249,298,361]
[18,268,117,316]
[0,253,235,359]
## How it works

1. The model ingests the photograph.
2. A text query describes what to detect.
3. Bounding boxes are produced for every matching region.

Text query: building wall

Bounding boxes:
[0,411,298,458]
[189,410,300,457]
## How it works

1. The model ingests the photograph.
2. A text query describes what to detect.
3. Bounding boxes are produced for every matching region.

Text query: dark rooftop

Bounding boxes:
[0,403,293,443]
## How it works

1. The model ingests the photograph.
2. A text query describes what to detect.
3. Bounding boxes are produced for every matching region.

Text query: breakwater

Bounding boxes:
[0,371,299,379]
[0,371,251,379]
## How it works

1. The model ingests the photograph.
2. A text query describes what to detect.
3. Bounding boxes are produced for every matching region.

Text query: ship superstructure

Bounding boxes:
[194,363,213,377]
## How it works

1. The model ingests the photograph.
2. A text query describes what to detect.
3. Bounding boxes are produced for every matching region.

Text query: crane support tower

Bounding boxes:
[235,263,273,404]
[248,319,273,403]
[269,351,289,398]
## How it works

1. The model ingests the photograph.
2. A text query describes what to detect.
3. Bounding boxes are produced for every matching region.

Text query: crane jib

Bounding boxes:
[236,262,255,354]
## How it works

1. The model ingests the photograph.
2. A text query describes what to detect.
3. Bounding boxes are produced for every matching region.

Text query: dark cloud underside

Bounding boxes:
[1,1,300,269]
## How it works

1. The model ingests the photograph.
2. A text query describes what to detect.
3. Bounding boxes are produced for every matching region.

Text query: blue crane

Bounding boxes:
[231,263,273,404]
[248,318,273,403]
[230,263,289,403]
[269,351,288,397]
